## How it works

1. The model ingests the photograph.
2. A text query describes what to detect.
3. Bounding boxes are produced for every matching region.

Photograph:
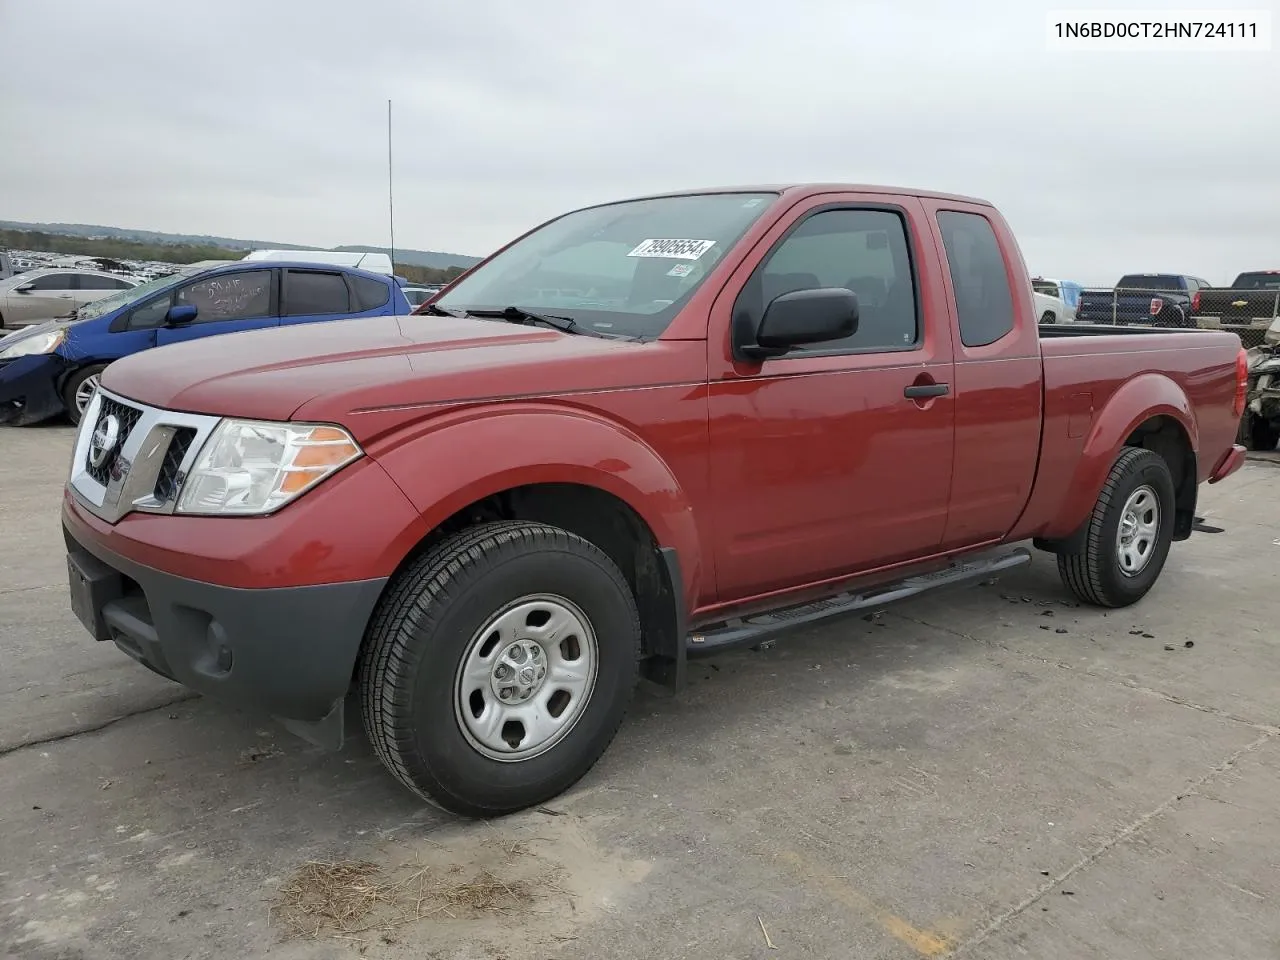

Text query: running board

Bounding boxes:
[685,548,1032,657]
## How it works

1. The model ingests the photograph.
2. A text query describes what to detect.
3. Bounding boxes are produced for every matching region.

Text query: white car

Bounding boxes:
[1032,277,1081,323]
[1031,288,1066,325]
[0,268,140,330]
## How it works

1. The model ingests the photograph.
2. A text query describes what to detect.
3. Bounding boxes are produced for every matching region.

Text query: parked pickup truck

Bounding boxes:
[61,183,1249,817]
[1193,270,1280,329]
[1075,274,1212,328]
[1031,277,1082,323]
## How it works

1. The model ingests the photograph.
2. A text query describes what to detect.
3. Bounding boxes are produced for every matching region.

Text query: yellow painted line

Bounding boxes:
[775,849,957,957]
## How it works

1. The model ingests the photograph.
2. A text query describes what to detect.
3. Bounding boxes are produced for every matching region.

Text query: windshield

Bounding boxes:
[435,192,778,339]
[73,264,208,320]
[1232,272,1280,290]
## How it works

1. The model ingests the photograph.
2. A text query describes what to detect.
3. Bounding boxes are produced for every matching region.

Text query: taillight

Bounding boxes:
[1149,297,1163,317]
[1191,290,1201,312]
[1233,347,1249,419]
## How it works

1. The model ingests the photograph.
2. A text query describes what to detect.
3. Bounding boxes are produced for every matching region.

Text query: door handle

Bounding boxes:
[904,383,950,399]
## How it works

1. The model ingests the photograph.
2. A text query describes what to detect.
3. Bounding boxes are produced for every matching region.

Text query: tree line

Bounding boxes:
[1,229,468,286]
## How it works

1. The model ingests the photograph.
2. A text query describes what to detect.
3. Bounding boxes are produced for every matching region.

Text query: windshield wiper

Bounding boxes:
[467,306,599,337]
[420,303,468,317]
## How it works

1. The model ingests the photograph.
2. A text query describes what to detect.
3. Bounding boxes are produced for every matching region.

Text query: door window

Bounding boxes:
[174,270,272,323]
[24,273,79,291]
[742,208,919,353]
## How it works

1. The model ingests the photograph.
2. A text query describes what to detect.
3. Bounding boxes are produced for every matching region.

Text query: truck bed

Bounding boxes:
[1038,323,1218,338]
[1025,326,1245,531]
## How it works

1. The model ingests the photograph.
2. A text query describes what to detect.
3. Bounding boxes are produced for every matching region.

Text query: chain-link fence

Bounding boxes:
[1068,284,1276,348]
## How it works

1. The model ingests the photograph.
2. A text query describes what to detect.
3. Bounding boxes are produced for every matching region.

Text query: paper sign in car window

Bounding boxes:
[627,239,717,260]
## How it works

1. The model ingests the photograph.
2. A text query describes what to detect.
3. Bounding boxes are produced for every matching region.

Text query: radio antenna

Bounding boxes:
[387,98,396,269]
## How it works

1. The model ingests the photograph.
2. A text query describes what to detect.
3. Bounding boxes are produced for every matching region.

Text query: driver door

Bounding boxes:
[706,196,957,602]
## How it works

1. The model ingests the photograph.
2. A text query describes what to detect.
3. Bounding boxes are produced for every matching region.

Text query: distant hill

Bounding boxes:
[0,220,482,271]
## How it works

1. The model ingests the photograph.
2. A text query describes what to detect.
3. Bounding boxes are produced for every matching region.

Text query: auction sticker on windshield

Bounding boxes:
[627,239,717,260]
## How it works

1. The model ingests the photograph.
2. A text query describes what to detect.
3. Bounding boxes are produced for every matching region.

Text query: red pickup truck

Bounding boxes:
[62,184,1249,817]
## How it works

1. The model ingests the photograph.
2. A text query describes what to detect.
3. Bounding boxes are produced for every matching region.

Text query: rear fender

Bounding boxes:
[1041,373,1198,540]
[368,403,705,603]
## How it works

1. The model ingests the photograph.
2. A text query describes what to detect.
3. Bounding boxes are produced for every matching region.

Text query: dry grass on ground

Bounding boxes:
[268,835,564,944]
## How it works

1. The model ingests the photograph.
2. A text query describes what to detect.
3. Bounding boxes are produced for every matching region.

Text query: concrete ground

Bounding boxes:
[2,424,1279,960]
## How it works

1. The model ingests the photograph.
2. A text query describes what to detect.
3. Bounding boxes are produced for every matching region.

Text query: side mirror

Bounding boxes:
[166,304,198,325]
[737,287,859,360]
[15,284,34,294]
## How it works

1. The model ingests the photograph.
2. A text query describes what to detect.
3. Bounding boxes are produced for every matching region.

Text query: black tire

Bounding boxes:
[1241,412,1280,452]
[1056,447,1176,608]
[358,520,642,818]
[1040,311,1056,325]
[62,364,108,426]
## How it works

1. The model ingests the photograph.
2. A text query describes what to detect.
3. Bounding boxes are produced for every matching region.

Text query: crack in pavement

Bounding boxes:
[886,608,1280,955]
[0,692,201,759]
[0,583,63,598]
[948,732,1277,957]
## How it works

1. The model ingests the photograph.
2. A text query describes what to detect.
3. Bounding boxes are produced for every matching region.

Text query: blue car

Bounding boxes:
[0,259,411,426]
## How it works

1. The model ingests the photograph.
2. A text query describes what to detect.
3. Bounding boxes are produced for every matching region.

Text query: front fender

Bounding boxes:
[1043,373,1197,538]
[370,403,705,603]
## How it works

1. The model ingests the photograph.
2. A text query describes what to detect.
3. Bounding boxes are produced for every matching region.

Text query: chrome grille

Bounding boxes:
[154,427,197,502]
[68,386,221,524]
[84,396,144,485]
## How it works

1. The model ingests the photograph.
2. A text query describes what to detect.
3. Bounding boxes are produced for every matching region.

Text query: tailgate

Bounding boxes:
[1197,289,1280,323]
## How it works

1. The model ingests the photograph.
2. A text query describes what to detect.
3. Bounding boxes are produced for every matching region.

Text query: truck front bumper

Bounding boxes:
[62,518,388,746]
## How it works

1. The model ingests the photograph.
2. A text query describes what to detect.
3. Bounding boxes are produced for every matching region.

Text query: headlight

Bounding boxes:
[176,419,362,516]
[0,329,65,359]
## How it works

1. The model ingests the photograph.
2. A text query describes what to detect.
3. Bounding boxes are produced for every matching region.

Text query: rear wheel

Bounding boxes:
[1040,311,1056,325]
[358,520,642,817]
[1056,447,1176,608]
[62,365,107,426]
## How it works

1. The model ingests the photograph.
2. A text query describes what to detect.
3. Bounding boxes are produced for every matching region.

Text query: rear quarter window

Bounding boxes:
[936,211,1016,348]
[350,274,391,311]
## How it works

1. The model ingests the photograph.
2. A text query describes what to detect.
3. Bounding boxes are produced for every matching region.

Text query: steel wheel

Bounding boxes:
[74,373,101,416]
[454,593,599,762]
[1116,484,1159,576]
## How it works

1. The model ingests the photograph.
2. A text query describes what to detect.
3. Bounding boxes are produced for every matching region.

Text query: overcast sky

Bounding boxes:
[1,0,1276,283]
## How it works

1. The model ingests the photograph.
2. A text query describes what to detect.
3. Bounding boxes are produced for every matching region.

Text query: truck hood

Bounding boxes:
[101,314,676,431]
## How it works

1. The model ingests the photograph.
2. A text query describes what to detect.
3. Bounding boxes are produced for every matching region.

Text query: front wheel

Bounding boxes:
[62,364,108,426]
[358,520,642,817]
[1040,311,1056,325]
[1056,447,1176,608]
